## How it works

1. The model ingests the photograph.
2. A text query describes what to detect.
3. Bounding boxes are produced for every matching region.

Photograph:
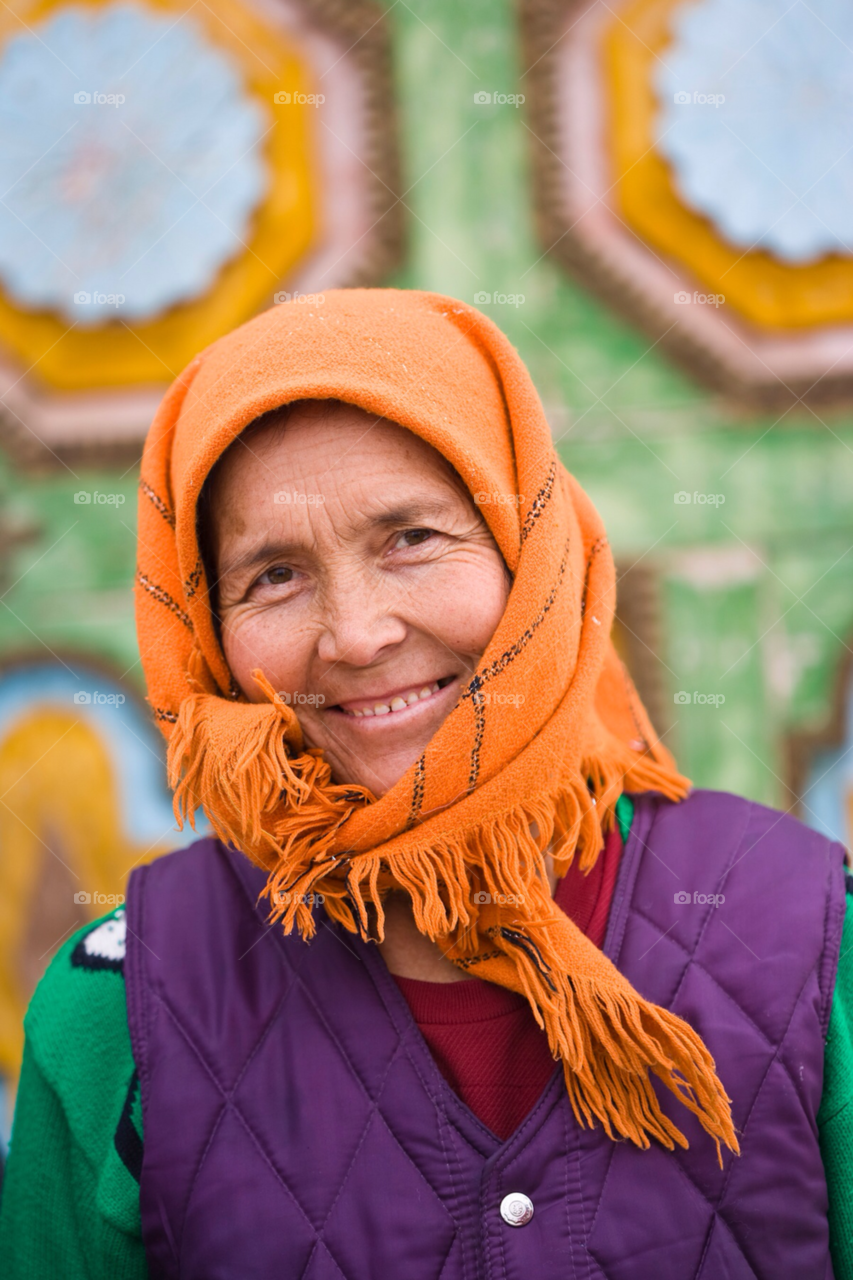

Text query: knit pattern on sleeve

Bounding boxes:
[0,908,146,1279]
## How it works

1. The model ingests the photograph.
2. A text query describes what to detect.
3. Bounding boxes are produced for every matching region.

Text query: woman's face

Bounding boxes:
[208,402,511,797]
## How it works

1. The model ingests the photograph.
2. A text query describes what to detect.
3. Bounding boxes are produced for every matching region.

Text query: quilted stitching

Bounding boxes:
[585,792,843,1280]
[631,904,815,1105]
[158,968,459,1275]
[127,793,843,1280]
[160,982,459,1277]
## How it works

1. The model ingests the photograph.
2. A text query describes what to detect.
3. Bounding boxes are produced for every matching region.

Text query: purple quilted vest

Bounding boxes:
[125,790,845,1279]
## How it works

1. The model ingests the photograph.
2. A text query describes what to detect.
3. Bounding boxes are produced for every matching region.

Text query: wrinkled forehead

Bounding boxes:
[199,400,480,547]
[210,399,469,484]
[170,300,522,568]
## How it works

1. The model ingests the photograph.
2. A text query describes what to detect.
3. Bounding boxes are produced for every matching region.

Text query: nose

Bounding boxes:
[315,567,408,667]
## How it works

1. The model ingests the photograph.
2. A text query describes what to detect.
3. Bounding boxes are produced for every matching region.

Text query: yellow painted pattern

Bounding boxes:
[0,710,166,1078]
[604,0,853,329]
[0,0,316,388]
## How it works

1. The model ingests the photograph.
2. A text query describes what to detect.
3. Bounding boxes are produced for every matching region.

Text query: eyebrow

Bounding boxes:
[370,498,460,527]
[220,539,303,579]
[218,499,462,580]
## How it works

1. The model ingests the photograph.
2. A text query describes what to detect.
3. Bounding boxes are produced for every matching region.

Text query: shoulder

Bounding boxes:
[13,909,144,1244]
[648,787,846,866]
[28,907,129,1041]
[637,788,846,948]
[127,836,267,934]
[129,833,257,897]
[26,907,136,1150]
[644,789,846,1009]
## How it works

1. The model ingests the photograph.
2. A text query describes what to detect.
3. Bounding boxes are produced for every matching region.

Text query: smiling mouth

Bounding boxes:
[333,675,457,719]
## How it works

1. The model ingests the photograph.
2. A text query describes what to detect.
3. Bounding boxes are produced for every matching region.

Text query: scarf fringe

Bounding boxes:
[165,679,737,1157]
[496,926,738,1159]
[167,671,372,876]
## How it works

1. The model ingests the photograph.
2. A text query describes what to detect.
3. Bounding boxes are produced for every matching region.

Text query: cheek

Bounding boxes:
[221,609,313,702]
[414,551,510,654]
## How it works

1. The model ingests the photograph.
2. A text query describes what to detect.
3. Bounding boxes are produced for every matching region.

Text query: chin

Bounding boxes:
[325,747,422,798]
[305,706,454,797]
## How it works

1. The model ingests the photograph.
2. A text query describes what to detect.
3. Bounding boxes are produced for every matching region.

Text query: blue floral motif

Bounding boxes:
[655,0,853,264]
[0,2,269,322]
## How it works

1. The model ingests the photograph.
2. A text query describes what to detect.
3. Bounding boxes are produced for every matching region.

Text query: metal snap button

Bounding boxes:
[500,1192,534,1227]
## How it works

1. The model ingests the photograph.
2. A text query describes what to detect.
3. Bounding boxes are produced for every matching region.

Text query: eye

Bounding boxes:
[397,527,434,548]
[260,565,294,585]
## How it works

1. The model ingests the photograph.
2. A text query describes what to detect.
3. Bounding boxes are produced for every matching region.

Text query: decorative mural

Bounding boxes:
[0,0,402,465]
[0,658,199,1102]
[655,0,853,267]
[793,698,853,860]
[522,0,853,406]
[788,645,853,853]
[0,3,271,324]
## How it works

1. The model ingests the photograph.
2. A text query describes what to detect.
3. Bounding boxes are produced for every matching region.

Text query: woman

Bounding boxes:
[1,288,852,1278]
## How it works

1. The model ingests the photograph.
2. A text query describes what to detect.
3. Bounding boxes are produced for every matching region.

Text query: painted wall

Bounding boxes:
[1,0,851,823]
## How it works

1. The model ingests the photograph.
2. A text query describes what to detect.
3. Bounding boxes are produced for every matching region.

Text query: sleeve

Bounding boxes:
[0,911,148,1280]
[820,879,853,1279]
[615,792,634,844]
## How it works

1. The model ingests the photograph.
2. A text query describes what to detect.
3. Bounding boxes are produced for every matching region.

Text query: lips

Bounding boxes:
[334,676,455,718]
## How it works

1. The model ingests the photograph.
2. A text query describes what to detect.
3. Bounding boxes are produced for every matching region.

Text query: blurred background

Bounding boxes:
[1,0,852,1138]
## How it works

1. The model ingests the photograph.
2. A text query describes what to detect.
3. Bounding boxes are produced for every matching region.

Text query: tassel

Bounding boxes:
[488,906,739,1161]
[167,667,372,868]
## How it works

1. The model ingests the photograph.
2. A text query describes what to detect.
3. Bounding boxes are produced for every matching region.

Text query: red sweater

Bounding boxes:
[393,827,623,1140]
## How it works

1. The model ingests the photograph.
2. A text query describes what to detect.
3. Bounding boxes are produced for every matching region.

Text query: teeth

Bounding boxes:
[346,680,449,717]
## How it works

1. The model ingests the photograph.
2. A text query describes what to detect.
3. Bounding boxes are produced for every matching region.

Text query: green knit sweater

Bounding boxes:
[2,849,853,1275]
[0,908,143,1277]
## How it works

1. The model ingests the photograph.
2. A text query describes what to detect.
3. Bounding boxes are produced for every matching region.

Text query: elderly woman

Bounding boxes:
[1,289,852,1278]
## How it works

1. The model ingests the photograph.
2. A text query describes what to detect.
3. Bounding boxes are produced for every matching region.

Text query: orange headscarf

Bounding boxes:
[136,288,737,1158]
